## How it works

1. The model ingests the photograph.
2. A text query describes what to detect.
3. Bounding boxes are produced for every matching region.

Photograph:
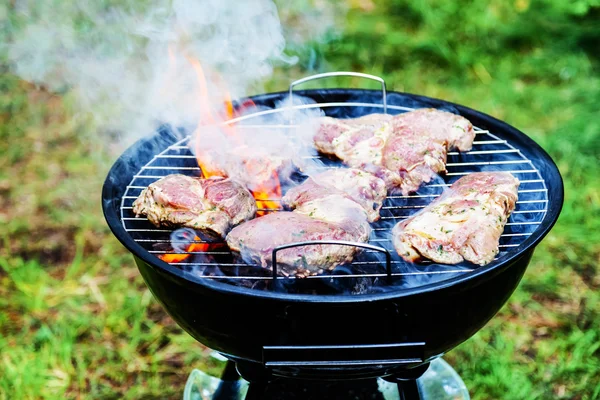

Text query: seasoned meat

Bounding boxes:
[314,114,393,156]
[392,172,519,266]
[381,109,473,193]
[292,195,370,229]
[201,176,258,226]
[226,203,370,277]
[313,109,475,194]
[132,174,257,240]
[282,168,387,222]
[382,125,448,194]
[392,108,475,152]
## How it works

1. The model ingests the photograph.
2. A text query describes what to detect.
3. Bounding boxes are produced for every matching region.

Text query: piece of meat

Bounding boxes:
[392,172,519,266]
[382,125,448,194]
[313,109,475,194]
[226,205,371,277]
[316,115,400,191]
[292,195,370,230]
[314,114,393,156]
[132,174,257,240]
[282,168,387,222]
[379,109,473,193]
[392,108,475,152]
[200,176,258,225]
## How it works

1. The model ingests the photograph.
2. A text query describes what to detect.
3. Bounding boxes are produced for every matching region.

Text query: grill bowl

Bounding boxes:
[102,89,563,379]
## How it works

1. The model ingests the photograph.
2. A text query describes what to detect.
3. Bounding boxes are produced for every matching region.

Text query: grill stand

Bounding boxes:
[185,359,469,400]
[382,364,430,400]
[236,360,426,400]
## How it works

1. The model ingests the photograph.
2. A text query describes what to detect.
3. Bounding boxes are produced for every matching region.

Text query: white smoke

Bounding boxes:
[3,0,343,148]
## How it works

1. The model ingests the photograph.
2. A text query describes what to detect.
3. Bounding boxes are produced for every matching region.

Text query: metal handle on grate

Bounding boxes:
[288,71,388,114]
[271,240,392,283]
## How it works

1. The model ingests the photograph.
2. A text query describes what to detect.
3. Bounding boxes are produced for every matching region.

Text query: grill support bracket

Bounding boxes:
[262,342,425,368]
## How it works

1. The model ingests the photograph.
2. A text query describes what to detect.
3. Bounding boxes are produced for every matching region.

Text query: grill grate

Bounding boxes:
[119,102,548,286]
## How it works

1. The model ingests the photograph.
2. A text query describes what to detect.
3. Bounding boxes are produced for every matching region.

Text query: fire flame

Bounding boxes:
[186,57,223,178]
[159,236,224,263]
[247,168,282,216]
[186,55,282,215]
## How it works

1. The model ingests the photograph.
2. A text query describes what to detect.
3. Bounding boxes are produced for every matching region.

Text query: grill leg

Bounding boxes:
[397,380,421,400]
[244,382,268,400]
[213,361,241,400]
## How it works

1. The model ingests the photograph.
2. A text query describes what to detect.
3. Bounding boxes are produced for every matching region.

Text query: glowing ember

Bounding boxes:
[247,169,282,216]
[159,236,224,263]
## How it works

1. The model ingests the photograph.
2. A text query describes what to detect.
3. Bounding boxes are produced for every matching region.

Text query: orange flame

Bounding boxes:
[248,169,282,216]
[185,56,282,216]
[159,236,224,263]
[186,56,222,178]
[223,90,234,120]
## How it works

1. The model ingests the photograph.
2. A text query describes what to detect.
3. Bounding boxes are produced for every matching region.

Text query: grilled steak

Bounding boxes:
[282,168,387,222]
[313,109,475,194]
[132,174,257,240]
[226,201,371,277]
[392,172,519,266]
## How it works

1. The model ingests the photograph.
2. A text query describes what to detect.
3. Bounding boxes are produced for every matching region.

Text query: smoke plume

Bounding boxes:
[3,0,343,147]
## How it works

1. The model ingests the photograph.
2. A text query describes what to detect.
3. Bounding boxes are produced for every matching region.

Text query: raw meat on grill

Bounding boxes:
[314,114,394,182]
[226,200,371,277]
[382,124,448,194]
[282,168,387,222]
[312,108,475,194]
[227,167,381,276]
[392,108,475,152]
[292,195,370,229]
[392,172,519,266]
[132,174,257,240]
[313,114,393,155]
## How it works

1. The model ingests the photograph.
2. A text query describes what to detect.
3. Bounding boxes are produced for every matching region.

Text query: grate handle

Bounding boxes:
[289,71,387,114]
[271,240,392,283]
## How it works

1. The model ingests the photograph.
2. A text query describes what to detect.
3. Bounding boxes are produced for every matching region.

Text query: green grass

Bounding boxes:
[1,0,599,399]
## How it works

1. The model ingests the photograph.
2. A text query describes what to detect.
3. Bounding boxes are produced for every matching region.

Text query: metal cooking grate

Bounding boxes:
[119,100,548,286]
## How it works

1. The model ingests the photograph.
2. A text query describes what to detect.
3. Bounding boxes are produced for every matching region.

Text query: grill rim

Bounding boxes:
[102,88,564,303]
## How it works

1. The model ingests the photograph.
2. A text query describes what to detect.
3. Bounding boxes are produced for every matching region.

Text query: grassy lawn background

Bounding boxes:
[1,0,599,399]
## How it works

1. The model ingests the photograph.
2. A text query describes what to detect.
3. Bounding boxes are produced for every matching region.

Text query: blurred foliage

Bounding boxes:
[1,0,599,399]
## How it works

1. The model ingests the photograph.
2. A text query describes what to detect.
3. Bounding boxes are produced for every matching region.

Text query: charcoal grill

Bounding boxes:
[102,73,563,399]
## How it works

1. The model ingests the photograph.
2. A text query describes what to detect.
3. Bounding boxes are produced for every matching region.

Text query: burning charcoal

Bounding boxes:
[170,228,197,252]
[159,228,227,264]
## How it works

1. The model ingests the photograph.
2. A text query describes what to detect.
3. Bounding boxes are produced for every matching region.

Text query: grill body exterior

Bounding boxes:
[133,249,532,379]
[102,89,563,380]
